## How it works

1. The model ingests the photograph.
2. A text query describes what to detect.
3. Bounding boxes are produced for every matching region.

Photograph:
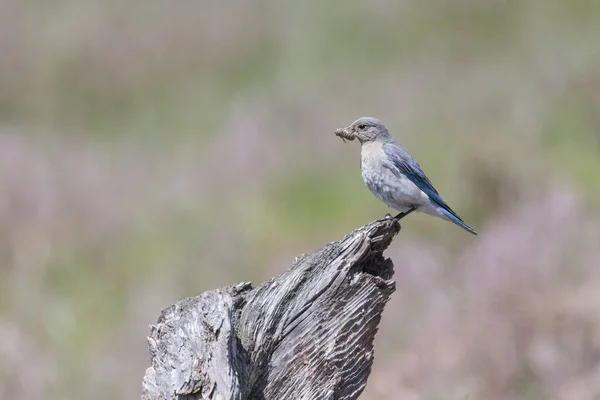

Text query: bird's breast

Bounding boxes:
[360,144,429,210]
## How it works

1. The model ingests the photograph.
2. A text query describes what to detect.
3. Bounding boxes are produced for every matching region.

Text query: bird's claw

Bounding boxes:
[380,213,401,234]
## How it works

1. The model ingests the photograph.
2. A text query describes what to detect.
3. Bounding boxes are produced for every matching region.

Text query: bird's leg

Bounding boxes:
[393,206,417,221]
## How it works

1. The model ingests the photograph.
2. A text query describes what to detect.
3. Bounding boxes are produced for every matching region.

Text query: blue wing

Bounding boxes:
[382,143,476,234]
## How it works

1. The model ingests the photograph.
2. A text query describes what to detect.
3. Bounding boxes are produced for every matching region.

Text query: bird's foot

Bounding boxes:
[393,206,417,222]
[392,220,401,236]
[378,213,401,237]
[393,212,405,220]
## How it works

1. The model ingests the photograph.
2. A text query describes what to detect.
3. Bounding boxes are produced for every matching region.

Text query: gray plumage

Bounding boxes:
[335,117,477,235]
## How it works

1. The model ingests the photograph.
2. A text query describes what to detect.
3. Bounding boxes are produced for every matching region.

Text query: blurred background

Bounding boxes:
[1,1,599,399]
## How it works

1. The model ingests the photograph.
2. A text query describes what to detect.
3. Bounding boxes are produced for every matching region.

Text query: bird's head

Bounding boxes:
[334,117,390,144]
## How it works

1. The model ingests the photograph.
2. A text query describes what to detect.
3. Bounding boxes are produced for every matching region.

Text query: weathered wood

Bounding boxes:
[142,217,400,400]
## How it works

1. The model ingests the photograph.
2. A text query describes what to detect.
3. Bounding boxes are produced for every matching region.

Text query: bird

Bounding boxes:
[334,117,477,235]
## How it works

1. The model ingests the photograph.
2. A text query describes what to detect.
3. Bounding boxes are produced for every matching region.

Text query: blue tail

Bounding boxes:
[380,142,477,235]
[437,206,477,235]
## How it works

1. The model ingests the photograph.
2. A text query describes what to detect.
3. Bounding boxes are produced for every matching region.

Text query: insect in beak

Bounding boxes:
[334,127,355,142]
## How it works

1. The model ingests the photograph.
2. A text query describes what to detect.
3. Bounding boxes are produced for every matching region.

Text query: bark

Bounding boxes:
[142,217,400,400]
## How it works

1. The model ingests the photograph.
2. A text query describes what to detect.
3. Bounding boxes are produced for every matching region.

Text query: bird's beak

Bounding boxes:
[334,126,356,142]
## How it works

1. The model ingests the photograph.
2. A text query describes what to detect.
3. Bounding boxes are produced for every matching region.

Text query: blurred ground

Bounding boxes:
[0,1,599,399]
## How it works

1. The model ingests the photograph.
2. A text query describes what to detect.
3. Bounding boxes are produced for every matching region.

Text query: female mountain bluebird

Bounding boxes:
[335,117,477,235]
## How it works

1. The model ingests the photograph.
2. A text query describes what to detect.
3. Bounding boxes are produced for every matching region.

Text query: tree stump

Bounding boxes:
[142,217,400,400]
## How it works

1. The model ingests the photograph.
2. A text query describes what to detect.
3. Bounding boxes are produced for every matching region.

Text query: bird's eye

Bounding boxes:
[358,124,366,130]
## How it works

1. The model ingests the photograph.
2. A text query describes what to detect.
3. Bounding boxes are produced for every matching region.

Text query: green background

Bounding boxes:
[1,1,599,399]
